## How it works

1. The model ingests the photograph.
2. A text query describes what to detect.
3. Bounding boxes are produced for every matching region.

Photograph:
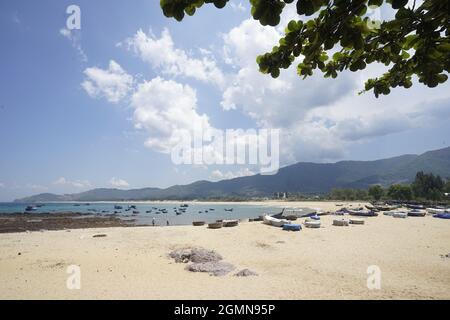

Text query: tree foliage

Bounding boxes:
[160,0,449,97]
[368,184,384,200]
[387,184,413,200]
[412,171,444,200]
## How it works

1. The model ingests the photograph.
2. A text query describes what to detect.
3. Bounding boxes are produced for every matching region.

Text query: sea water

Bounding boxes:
[0,202,314,226]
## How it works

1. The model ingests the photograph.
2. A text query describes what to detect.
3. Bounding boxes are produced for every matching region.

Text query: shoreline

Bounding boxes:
[0,201,369,234]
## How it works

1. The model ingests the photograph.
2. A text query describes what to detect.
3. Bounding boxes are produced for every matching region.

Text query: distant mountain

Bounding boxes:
[15,147,450,202]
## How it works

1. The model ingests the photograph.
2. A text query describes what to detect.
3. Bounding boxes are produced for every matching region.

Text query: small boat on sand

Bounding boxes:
[427,208,448,215]
[433,213,450,220]
[304,220,321,228]
[192,221,206,226]
[283,224,301,231]
[208,222,223,229]
[223,220,239,228]
[406,204,425,210]
[333,219,349,227]
[350,218,365,225]
[408,209,426,217]
[348,209,378,217]
[263,215,290,227]
[393,212,408,219]
[224,208,234,212]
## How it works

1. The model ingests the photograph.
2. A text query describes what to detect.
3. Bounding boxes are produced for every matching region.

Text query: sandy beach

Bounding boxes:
[1,201,449,300]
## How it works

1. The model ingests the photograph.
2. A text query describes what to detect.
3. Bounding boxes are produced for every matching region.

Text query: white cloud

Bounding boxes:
[210,168,255,181]
[218,14,450,163]
[53,177,92,189]
[220,18,357,162]
[82,60,134,104]
[125,29,225,87]
[0,182,5,188]
[59,28,88,62]
[131,77,214,153]
[109,177,130,188]
[229,1,246,12]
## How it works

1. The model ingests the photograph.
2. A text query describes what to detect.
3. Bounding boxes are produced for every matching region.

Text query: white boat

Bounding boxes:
[304,220,321,228]
[393,212,408,219]
[426,208,448,215]
[263,215,290,227]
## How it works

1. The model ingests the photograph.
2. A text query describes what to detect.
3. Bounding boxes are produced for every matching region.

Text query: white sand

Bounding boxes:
[1,201,449,300]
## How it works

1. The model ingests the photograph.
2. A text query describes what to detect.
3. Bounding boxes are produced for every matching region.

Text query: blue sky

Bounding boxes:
[0,0,449,201]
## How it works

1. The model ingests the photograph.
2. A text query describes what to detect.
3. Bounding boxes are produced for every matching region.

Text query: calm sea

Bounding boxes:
[0,202,315,226]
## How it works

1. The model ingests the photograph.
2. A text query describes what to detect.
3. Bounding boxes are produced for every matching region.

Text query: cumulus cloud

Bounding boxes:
[131,77,214,153]
[53,177,92,189]
[59,28,88,62]
[124,29,225,87]
[109,177,130,188]
[220,18,357,162]
[229,1,246,12]
[210,168,255,181]
[82,60,134,103]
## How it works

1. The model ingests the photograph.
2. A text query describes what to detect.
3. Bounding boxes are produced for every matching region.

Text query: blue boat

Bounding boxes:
[434,213,450,220]
[283,224,302,232]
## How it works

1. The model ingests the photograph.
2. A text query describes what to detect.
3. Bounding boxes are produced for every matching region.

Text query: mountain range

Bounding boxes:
[15,147,450,202]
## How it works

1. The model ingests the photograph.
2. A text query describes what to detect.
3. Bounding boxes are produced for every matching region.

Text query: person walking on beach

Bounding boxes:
[166,220,170,226]
[152,217,155,227]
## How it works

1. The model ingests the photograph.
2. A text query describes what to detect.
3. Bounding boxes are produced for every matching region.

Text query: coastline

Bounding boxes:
[1,209,449,299]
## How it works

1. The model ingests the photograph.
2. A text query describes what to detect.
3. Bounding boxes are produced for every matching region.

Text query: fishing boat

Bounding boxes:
[283,224,301,231]
[132,210,139,214]
[192,221,206,226]
[304,220,321,228]
[223,220,239,228]
[224,208,234,212]
[263,215,290,227]
[180,204,189,208]
[408,209,426,217]
[393,212,408,219]
[114,205,123,210]
[434,213,450,219]
[427,208,448,215]
[349,218,365,225]
[406,204,425,210]
[25,206,37,212]
[348,209,378,217]
[333,219,350,226]
[208,222,223,229]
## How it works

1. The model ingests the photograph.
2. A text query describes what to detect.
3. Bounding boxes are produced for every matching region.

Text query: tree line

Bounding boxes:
[328,172,450,202]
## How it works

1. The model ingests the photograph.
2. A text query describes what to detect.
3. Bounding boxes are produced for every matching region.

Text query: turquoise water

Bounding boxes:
[0,202,293,226]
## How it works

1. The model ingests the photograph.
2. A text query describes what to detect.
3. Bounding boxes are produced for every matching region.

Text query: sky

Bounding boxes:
[0,0,449,201]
